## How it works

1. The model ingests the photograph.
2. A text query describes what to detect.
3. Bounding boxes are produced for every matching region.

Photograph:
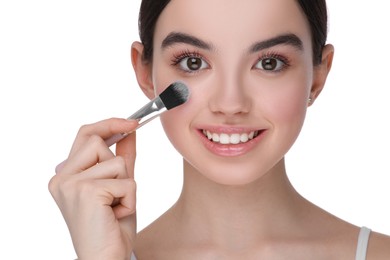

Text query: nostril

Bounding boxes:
[208,88,251,116]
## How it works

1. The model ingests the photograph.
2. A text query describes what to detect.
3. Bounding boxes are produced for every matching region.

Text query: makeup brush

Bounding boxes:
[104,81,189,146]
[55,82,189,173]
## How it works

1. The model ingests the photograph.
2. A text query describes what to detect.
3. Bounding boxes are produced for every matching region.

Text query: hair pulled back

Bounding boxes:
[138,0,328,65]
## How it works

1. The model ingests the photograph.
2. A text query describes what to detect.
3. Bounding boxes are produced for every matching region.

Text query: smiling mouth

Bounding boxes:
[201,130,261,144]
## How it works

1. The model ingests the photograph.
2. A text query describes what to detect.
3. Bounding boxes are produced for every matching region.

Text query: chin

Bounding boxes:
[189,159,274,187]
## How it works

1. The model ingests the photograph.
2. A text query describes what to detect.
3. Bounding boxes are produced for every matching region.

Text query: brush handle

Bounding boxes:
[104,96,166,147]
[104,132,129,147]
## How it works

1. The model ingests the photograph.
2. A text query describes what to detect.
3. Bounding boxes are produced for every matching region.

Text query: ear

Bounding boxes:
[131,41,155,99]
[309,44,334,106]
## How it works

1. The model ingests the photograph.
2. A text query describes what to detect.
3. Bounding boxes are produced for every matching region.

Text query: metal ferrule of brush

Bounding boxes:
[104,96,167,147]
[103,81,189,147]
[128,96,167,127]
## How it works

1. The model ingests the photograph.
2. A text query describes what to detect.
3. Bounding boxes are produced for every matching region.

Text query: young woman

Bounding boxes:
[49,0,390,259]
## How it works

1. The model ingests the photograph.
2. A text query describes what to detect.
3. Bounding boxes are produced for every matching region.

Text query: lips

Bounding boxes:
[197,126,265,157]
[202,130,260,144]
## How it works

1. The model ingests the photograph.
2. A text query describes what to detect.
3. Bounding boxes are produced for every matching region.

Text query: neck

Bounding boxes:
[172,159,306,249]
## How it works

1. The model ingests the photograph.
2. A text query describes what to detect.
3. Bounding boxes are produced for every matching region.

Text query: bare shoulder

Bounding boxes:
[367,231,390,260]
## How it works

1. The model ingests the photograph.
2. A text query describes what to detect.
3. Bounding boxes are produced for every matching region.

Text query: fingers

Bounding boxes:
[59,135,115,175]
[49,118,139,258]
[116,131,137,179]
[108,179,137,219]
[49,157,137,226]
[50,156,131,197]
[94,178,137,219]
[56,118,138,176]
[75,156,129,180]
[68,118,138,158]
[51,117,139,204]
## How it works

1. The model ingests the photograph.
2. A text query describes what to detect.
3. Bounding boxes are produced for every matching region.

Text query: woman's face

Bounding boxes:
[148,0,318,185]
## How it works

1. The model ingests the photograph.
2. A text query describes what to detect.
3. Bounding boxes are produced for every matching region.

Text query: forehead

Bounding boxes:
[154,0,311,50]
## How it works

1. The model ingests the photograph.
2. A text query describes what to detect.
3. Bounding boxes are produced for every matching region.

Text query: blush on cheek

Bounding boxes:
[160,111,186,149]
[160,112,178,134]
[266,87,309,130]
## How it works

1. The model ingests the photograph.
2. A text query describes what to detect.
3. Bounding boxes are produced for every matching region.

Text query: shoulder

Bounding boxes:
[133,211,178,259]
[367,231,390,260]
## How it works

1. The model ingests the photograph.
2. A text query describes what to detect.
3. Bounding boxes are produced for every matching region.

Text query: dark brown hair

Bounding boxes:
[138,0,328,65]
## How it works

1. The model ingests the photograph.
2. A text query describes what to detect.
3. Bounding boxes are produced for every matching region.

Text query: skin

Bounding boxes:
[149,0,319,186]
[49,118,138,259]
[49,0,390,259]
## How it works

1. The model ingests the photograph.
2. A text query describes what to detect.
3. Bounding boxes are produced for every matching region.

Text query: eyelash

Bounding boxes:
[170,50,291,73]
[171,49,213,75]
[171,50,205,66]
[254,52,291,73]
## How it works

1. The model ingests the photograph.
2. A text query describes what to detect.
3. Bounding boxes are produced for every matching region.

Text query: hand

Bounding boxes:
[49,118,138,260]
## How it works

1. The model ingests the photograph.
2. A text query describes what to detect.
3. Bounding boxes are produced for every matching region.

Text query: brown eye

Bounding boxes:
[262,58,278,70]
[187,58,202,70]
[178,56,209,72]
[254,56,287,72]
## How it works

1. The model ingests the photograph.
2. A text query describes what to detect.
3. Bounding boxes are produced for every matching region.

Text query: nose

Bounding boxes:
[208,77,252,117]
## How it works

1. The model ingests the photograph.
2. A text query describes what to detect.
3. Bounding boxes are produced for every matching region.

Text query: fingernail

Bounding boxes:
[55,160,66,174]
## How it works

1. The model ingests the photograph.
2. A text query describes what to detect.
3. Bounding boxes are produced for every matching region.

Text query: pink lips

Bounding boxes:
[197,127,266,157]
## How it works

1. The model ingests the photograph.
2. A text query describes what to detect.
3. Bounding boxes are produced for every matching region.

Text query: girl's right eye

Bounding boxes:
[171,51,210,73]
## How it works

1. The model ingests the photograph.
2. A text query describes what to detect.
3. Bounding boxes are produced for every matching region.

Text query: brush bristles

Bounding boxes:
[159,82,190,110]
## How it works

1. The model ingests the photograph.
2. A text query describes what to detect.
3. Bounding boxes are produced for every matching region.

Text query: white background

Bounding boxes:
[0,0,389,259]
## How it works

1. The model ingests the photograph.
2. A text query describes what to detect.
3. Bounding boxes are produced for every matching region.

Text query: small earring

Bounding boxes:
[308,97,313,104]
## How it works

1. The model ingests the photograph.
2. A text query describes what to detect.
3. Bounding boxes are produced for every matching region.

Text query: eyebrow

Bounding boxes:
[161,32,213,50]
[161,32,303,53]
[249,33,303,53]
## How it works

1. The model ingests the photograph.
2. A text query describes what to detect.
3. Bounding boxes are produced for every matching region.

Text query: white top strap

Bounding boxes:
[130,252,137,260]
[355,226,371,260]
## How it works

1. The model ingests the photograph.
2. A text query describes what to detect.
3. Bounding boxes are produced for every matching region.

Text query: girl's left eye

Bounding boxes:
[172,52,210,73]
[254,55,289,72]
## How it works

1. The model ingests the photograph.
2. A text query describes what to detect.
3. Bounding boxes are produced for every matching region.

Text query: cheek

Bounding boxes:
[160,116,176,149]
[150,60,201,153]
[259,72,312,134]
[275,88,308,123]
[160,110,198,167]
[159,101,193,154]
[158,83,208,162]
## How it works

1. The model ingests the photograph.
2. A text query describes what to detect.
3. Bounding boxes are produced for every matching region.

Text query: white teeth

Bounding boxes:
[212,133,220,142]
[230,134,240,144]
[220,133,229,144]
[203,130,259,144]
[240,133,249,143]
